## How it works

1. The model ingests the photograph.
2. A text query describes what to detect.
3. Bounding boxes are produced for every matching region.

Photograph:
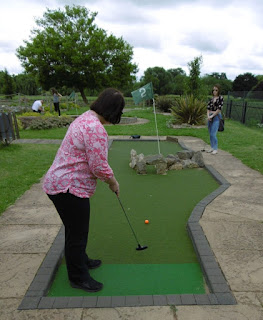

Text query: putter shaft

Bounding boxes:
[115,193,147,250]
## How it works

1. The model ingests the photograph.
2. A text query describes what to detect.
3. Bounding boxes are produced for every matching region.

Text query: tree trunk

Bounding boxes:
[79,88,88,104]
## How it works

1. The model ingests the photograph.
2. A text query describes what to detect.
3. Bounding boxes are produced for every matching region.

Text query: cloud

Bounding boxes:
[0,41,18,53]
[120,28,161,50]
[181,31,229,54]
[91,0,153,25]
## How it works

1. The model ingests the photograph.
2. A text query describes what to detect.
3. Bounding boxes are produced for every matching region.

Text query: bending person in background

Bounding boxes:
[43,88,124,293]
[32,100,44,113]
[206,84,223,155]
[51,88,62,116]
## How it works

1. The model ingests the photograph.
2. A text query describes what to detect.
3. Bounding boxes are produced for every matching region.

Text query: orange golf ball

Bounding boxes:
[145,219,149,224]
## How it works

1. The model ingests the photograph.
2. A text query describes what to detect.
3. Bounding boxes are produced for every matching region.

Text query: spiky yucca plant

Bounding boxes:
[171,95,207,125]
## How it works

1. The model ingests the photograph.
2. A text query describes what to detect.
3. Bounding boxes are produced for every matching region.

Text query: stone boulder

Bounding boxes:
[165,154,180,168]
[129,149,137,169]
[176,150,194,160]
[169,163,183,170]
[181,159,199,169]
[136,153,147,174]
[129,148,205,175]
[191,151,205,168]
[145,154,167,165]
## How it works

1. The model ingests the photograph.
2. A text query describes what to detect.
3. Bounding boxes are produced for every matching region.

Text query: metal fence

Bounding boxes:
[225,91,263,125]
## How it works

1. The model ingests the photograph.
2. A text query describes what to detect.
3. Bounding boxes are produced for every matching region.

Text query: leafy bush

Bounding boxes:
[18,111,41,117]
[19,111,58,117]
[60,102,81,110]
[27,116,75,130]
[171,95,207,125]
[155,96,175,112]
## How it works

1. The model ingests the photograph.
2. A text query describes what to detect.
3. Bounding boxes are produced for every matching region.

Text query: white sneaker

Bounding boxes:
[211,150,218,155]
[206,148,214,153]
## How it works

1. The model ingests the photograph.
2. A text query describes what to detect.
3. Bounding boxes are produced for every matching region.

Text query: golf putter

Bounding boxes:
[115,193,148,251]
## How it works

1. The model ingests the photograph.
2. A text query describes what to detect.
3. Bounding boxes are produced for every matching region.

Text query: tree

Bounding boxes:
[232,73,258,92]
[167,68,186,78]
[13,73,39,95]
[2,69,14,98]
[201,74,232,95]
[16,5,138,103]
[167,68,187,95]
[140,67,173,95]
[205,72,227,80]
[186,56,204,99]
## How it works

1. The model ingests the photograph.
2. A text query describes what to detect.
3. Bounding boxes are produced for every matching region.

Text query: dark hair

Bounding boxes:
[51,88,58,94]
[212,84,221,95]
[90,88,125,124]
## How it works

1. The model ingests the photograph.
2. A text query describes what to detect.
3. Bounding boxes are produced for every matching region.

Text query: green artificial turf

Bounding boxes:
[48,140,219,296]
[49,264,205,296]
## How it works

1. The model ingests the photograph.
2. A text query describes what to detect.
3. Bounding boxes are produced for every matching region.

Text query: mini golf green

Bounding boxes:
[48,140,219,297]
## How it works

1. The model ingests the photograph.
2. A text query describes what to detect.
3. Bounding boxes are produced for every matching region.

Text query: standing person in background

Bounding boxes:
[206,84,224,155]
[32,100,44,113]
[52,88,62,116]
[43,88,124,293]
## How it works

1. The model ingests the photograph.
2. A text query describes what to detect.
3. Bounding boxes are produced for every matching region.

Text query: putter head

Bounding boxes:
[136,244,148,251]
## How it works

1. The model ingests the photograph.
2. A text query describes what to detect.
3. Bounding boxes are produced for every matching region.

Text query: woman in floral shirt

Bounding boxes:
[206,84,223,155]
[43,88,124,292]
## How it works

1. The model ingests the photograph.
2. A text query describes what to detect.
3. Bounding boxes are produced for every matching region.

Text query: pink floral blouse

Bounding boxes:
[42,110,113,198]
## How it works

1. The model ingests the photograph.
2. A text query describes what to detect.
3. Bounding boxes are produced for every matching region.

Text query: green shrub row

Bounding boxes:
[24,116,75,130]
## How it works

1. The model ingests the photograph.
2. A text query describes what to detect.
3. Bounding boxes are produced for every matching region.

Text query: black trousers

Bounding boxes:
[48,192,91,282]
[53,102,61,116]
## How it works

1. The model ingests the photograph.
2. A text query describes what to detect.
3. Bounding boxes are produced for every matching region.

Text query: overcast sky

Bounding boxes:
[1,0,263,80]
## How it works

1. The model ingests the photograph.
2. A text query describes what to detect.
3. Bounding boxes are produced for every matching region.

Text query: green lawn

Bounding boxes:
[0,108,262,216]
[19,109,263,173]
[0,144,59,214]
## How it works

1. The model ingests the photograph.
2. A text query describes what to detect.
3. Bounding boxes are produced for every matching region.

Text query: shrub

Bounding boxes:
[18,111,41,117]
[171,95,207,125]
[28,116,75,130]
[155,96,175,112]
[60,102,81,110]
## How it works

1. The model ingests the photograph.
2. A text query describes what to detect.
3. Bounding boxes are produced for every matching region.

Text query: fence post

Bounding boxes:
[228,100,232,118]
[12,112,20,139]
[241,101,247,124]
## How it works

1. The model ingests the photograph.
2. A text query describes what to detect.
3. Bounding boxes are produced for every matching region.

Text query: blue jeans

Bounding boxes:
[208,114,221,150]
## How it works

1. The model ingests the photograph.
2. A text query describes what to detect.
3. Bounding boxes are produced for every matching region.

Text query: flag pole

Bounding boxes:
[152,98,161,154]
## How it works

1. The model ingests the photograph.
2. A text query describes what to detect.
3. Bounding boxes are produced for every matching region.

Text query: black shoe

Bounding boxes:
[70,277,103,292]
[87,258,102,269]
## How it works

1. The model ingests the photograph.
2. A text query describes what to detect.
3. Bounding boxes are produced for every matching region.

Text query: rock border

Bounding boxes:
[18,137,236,310]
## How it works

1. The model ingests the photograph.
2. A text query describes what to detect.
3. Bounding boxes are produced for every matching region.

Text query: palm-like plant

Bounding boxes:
[171,95,207,125]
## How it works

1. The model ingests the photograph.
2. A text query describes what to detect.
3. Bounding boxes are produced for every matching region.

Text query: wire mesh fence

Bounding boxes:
[226,91,263,125]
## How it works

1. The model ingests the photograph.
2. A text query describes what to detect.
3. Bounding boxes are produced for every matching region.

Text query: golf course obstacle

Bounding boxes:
[129,149,205,175]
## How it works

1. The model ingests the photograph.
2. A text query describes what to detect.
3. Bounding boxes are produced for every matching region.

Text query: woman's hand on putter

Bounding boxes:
[106,176,120,196]
[110,182,119,196]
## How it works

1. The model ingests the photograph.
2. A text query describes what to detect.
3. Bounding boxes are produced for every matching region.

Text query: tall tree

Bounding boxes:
[201,74,232,95]
[141,67,173,95]
[232,73,258,92]
[16,5,138,103]
[13,73,38,95]
[186,55,204,99]
[2,69,14,98]
[168,68,186,78]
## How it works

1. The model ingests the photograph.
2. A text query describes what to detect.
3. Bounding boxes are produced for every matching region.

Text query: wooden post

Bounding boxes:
[12,112,20,139]
[7,113,15,140]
